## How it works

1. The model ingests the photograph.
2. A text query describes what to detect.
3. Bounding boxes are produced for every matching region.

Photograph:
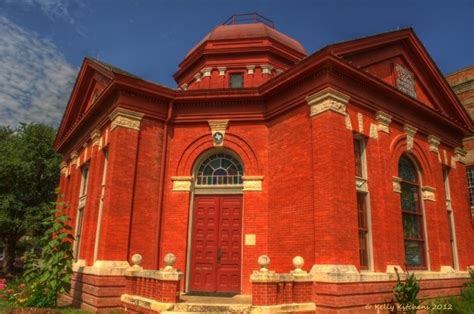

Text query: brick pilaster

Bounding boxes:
[98,108,143,261]
[307,87,358,265]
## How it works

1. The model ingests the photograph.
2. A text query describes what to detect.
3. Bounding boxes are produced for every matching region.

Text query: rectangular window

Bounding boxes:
[80,165,89,198]
[354,138,364,177]
[75,164,89,261]
[444,167,458,269]
[73,208,84,261]
[354,137,371,270]
[229,73,243,88]
[467,167,474,207]
[357,192,369,269]
[78,165,89,209]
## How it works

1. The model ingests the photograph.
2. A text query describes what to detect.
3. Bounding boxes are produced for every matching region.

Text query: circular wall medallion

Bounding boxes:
[213,132,224,144]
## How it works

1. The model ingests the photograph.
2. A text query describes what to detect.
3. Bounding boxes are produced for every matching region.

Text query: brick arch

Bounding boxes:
[390,134,434,185]
[175,132,261,176]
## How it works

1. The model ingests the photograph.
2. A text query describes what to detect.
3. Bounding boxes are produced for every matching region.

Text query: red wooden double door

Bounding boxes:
[189,195,242,293]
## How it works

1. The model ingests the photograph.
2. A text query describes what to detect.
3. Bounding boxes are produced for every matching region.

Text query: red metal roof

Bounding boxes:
[186,23,307,57]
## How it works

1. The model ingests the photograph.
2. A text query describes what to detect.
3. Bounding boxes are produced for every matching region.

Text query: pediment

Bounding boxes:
[327,29,471,129]
[54,58,114,150]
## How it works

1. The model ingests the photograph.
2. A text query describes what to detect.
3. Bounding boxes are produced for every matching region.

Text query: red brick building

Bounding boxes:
[54,14,474,313]
[447,66,474,220]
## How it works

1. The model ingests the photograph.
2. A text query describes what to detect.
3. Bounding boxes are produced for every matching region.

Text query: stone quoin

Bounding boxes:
[54,13,474,313]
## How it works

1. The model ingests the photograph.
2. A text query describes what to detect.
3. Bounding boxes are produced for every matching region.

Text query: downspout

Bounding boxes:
[156,99,173,268]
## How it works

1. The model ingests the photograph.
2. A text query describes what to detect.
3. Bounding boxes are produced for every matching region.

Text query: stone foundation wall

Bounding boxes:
[63,272,127,311]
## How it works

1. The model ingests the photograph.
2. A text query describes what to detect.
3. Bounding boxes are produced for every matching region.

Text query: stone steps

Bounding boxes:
[163,303,252,313]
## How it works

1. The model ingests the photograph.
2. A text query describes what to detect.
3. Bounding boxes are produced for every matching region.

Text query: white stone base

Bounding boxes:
[73,260,130,276]
[310,264,359,282]
[251,303,316,313]
[121,294,174,312]
[309,264,471,283]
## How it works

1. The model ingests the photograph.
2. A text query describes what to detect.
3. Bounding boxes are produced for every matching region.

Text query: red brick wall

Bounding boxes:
[128,118,164,269]
[311,108,359,266]
[63,272,127,311]
[268,104,315,270]
[98,125,140,261]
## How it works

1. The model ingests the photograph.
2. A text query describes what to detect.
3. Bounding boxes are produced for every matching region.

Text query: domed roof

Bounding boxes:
[186,23,307,57]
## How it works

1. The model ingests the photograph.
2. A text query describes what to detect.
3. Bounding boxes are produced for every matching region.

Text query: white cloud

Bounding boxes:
[0,16,77,127]
[3,0,84,23]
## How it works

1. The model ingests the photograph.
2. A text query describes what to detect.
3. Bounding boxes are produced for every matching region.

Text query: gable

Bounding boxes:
[343,44,435,109]
[327,29,472,129]
[54,59,114,150]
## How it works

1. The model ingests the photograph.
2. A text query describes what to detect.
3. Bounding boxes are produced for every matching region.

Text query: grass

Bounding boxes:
[0,298,92,313]
[0,298,14,311]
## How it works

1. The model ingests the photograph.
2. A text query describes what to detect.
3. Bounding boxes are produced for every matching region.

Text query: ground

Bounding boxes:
[0,298,92,314]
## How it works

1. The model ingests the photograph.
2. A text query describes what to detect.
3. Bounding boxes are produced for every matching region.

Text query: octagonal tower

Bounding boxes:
[174,13,307,90]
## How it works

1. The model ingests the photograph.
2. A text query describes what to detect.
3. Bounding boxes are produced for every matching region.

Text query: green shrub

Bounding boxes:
[1,206,74,308]
[393,267,420,313]
[428,268,474,314]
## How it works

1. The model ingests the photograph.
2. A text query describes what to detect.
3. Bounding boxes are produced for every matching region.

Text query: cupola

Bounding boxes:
[174,13,307,90]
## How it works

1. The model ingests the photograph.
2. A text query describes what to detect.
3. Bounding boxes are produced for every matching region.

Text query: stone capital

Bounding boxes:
[201,67,212,77]
[59,161,68,176]
[70,151,79,168]
[90,129,101,147]
[217,67,226,76]
[193,72,201,82]
[171,176,192,192]
[246,65,255,75]
[306,87,349,117]
[403,124,418,151]
[375,111,392,133]
[243,176,263,191]
[428,135,440,153]
[109,108,144,131]
[392,176,402,193]
[455,147,467,164]
[421,186,436,201]
[403,124,418,137]
[260,64,273,75]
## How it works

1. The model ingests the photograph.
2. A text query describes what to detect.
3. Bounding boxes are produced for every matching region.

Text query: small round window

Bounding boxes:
[196,153,243,185]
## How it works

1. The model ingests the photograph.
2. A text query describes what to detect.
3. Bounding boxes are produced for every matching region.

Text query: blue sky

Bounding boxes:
[0,0,473,127]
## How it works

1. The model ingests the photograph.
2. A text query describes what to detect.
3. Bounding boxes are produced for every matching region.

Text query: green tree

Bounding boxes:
[0,123,61,274]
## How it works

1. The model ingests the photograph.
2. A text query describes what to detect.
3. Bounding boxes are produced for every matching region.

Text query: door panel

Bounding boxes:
[189,195,242,293]
[190,196,219,292]
[216,197,242,292]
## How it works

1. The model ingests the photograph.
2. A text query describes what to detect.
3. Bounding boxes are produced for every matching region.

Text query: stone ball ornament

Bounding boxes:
[163,253,177,271]
[292,256,304,272]
[257,255,270,272]
[131,254,142,267]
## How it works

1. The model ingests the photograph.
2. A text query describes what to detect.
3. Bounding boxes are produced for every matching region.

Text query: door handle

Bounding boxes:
[217,248,222,264]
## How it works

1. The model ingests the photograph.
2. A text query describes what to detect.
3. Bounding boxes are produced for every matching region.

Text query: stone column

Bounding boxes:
[97,107,143,263]
[306,87,359,265]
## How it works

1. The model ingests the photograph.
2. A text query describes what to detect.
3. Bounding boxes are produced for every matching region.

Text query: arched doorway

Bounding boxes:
[188,152,243,294]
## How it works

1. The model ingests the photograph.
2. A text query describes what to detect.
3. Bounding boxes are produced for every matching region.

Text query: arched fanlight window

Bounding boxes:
[196,153,243,185]
[399,155,426,268]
